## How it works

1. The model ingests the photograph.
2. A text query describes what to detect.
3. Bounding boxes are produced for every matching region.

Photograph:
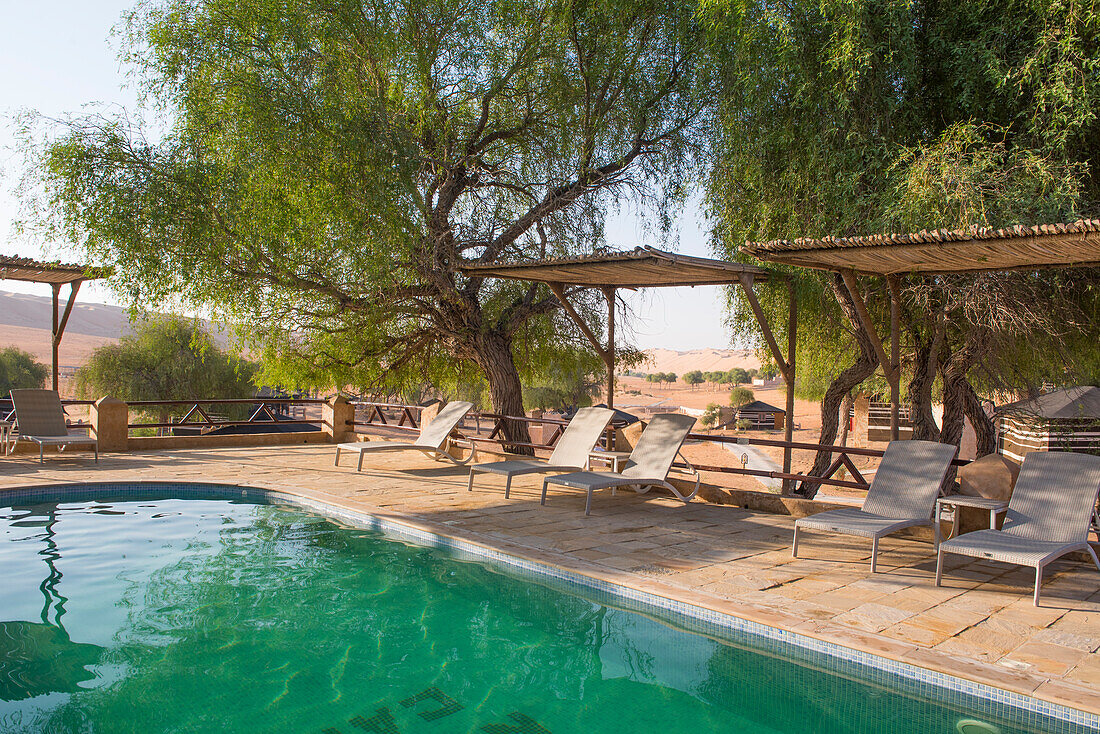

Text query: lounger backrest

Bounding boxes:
[547,407,615,468]
[413,401,474,449]
[1001,451,1100,543]
[622,414,697,480]
[10,389,69,438]
[861,440,958,519]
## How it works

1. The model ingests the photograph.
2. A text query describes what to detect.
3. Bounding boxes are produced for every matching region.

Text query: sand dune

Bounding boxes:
[0,290,132,339]
[635,347,760,375]
[0,289,761,391]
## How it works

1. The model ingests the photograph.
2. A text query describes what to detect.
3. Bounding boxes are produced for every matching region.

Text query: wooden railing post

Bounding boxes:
[322,395,354,443]
[91,396,128,452]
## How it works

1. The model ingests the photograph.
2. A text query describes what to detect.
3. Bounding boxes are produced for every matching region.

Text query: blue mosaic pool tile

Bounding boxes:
[4,481,1097,733]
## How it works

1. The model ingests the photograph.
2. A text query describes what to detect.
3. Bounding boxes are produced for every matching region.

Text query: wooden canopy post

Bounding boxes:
[785,282,798,478]
[49,280,82,393]
[840,270,901,441]
[887,275,901,441]
[602,286,616,409]
[51,284,59,391]
[738,273,798,493]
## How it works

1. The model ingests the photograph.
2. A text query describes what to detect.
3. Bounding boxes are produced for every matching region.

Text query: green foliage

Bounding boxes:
[729,386,754,408]
[727,367,749,385]
[700,402,722,427]
[703,0,1100,401]
[24,0,713,414]
[0,347,48,394]
[643,371,677,385]
[683,370,705,388]
[522,348,602,411]
[76,317,256,406]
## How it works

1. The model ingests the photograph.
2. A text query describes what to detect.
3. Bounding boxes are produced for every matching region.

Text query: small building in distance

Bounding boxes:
[996,386,1100,462]
[733,400,786,430]
[850,393,915,446]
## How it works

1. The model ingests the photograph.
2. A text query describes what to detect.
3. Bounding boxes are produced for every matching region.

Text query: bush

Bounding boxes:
[0,347,48,394]
[700,402,722,428]
[729,386,755,408]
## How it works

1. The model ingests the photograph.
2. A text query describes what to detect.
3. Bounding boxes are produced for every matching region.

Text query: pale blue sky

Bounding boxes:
[0,0,736,351]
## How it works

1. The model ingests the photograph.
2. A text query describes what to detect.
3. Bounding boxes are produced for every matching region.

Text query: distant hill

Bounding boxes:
[0,288,760,383]
[635,348,760,375]
[0,289,230,370]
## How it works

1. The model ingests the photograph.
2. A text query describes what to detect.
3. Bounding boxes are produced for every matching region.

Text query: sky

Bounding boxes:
[0,0,739,352]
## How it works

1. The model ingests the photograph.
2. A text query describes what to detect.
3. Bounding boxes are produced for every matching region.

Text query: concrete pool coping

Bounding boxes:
[2,443,1099,725]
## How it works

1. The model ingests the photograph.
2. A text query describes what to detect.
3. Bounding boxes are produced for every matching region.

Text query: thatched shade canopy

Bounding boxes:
[743,220,1100,443]
[742,220,1100,275]
[0,255,112,284]
[0,255,112,391]
[461,246,769,287]
[461,246,802,486]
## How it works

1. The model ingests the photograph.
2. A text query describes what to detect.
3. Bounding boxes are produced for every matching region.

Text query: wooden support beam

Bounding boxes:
[887,275,901,441]
[50,284,60,392]
[55,280,81,345]
[49,280,83,393]
[547,282,608,361]
[783,282,797,491]
[840,270,896,383]
[602,286,616,409]
[737,274,790,376]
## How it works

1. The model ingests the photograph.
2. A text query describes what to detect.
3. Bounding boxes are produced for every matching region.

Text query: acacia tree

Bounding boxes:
[26,0,710,445]
[704,0,1100,494]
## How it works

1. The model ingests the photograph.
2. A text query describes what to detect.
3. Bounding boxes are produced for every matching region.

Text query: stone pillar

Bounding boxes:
[322,395,355,443]
[419,400,441,427]
[852,393,870,448]
[91,396,128,452]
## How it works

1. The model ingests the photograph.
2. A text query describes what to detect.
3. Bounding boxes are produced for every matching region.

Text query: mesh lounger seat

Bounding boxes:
[793,440,958,572]
[936,451,1100,606]
[467,406,614,497]
[335,401,475,469]
[9,389,98,463]
[540,413,698,516]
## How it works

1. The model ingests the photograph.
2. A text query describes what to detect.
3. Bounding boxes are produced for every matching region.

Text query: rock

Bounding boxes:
[958,453,1020,500]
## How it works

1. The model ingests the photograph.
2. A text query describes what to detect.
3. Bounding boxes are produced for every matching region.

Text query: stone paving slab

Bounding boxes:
[2,443,1099,716]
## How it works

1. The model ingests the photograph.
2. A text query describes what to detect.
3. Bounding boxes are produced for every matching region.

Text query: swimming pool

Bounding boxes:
[0,485,1090,733]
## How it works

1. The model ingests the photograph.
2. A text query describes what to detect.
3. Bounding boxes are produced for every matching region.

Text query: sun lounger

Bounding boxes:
[540,413,698,516]
[936,451,1100,606]
[467,406,615,496]
[792,440,958,572]
[9,389,98,463]
[335,401,475,469]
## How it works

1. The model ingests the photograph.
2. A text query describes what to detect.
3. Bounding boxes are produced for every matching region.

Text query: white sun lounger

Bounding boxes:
[793,440,958,572]
[467,406,615,496]
[936,450,1100,606]
[9,389,98,463]
[540,413,698,516]
[335,401,475,469]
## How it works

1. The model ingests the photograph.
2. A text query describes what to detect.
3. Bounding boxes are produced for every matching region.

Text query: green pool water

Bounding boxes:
[0,494,1062,733]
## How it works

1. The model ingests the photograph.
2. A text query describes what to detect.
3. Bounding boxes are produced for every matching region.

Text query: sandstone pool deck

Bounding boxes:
[3,443,1099,718]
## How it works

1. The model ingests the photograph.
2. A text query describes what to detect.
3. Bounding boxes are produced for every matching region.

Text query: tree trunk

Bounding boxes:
[473,329,534,454]
[938,331,986,485]
[939,333,984,447]
[907,337,940,441]
[797,274,879,498]
[838,391,853,446]
[961,379,997,457]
